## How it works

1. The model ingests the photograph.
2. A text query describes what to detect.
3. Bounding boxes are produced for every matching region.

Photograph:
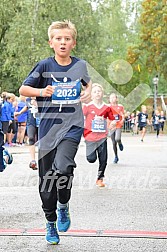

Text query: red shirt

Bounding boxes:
[83,102,114,142]
[110,104,124,129]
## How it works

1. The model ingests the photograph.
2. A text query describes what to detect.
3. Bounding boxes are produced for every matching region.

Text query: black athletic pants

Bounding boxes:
[85,138,107,180]
[38,138,79,222]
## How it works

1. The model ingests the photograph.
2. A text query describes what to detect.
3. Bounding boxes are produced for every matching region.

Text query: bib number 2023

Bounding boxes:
[56,88,77,98]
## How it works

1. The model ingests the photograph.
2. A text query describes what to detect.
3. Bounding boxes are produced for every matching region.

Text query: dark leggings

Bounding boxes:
[38,138,78,222]
[110,128,122,157]
[154,124,160,137]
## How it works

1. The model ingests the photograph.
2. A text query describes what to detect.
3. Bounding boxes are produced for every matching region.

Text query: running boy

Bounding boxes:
[159,110,166,134]
[137,105,150,142]
[19,20,91,245]
[152,109,161,138]
[109,93,124,164]
[83,83,114,187]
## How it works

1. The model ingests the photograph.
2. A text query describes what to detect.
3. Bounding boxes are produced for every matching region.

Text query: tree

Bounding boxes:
[94,0,133,96]
[127,0,167,92]
[1,0,101,94]
[0,0,20,92]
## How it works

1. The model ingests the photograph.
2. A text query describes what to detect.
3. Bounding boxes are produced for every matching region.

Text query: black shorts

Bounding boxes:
[2,121,9,134]
[139,125,146,131]
[18,122,26,127]
[8,120,17,134]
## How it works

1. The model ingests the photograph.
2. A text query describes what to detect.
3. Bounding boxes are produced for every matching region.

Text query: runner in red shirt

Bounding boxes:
[83,83,115,187]
[108,93,125,164]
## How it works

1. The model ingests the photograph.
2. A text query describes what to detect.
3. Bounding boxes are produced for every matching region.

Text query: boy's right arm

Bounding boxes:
[19,85,54,98]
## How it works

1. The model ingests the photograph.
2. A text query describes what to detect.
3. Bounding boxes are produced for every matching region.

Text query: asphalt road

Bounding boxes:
[0,133,167,252]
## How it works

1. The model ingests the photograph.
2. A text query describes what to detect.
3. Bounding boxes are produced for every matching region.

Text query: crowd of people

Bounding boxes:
[0,92,40,170]
[1,90,165,170]
[122,107,166,137]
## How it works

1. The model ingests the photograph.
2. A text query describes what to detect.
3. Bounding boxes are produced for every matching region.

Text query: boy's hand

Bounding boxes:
[80,90,91,104]
[40,85,54,97]
[14,112,20,117]
[108,120,116,130]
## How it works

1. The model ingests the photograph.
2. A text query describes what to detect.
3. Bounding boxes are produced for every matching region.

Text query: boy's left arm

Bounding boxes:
[147,118,151,125]
[80,80,92,104]
[107,107,116,130]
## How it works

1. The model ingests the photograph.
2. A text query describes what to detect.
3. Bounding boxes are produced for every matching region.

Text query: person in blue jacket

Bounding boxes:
[16,95,28,145]
[0,93,13,145]
[0,96,2,130]
[15,97,40,170]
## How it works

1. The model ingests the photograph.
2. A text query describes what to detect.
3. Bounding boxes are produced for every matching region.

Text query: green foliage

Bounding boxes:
[126,0,167,93]
[1,0,101,94]
[95,0,143,97]
[2,0,166,100]
[0,0,20,92]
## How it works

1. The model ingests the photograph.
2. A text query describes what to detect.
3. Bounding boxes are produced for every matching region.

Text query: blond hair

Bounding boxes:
[92,83,104,93]
[9,93,15,102]
[109,93,118,103]
[141,105,146,110]
[110,93,117,99]
[6,93,13,100]
[141,105,147,112]
[48,20,77,40]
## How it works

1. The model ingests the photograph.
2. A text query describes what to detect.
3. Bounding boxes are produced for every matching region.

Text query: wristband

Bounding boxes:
[39,89,43,97]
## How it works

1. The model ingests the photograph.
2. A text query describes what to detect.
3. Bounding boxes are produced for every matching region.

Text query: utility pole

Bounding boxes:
[152,75,159,113]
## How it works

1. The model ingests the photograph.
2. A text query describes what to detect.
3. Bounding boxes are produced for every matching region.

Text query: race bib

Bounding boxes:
[114,114,120,121]
[141,115,147,123]
[92,117,107,132]
[52,79,81,104]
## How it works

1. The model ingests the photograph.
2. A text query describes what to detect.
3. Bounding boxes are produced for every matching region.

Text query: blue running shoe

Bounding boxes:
[119,143,124,151]
[57,206,71,232]
[46,222,60,245]
[3,149,13,164]
[0,147,6,172]
[113,156,119,164]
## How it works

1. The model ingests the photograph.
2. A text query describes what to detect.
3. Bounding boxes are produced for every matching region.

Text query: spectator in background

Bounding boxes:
[134,110,140,135]
[0,96,2,130]
[6,93,17,146]
[15,97,40,170]
[124,111,131,132]
[1,92,7,103]
[0,92,8,130]
[129,112,136,135]
[16,95,28,146]
[0,93,13,145]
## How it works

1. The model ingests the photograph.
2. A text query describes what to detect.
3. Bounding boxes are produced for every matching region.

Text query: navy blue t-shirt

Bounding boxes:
[23,56,90,148]
[138,112,148,127]
[152,115,160,125]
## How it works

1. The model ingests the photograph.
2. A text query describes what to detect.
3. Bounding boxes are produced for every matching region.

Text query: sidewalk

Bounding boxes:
[0,133,167,252]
